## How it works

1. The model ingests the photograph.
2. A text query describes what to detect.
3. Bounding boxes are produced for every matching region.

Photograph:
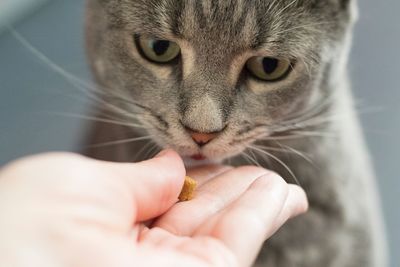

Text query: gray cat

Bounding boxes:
[84,0,387,266]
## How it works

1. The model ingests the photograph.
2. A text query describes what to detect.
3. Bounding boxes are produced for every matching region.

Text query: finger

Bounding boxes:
[249,184,309,239]
[195,174,308,267]
[154,166,270,236]
[278,185,308,222]
[99,150,186,222]
[187,165,233,186]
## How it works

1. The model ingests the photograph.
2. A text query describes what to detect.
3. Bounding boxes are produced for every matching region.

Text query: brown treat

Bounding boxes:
[178,176,197,201]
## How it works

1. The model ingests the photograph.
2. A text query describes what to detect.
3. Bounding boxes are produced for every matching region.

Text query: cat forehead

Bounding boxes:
[104,0,351,31]
[107,0,349,12]
[102,0,352,54]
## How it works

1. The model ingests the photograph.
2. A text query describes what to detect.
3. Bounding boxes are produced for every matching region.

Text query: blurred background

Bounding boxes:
[0,0,398,265]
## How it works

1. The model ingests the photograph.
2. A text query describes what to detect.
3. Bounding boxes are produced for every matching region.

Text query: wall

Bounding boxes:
[0,0,398,265]
[0,0,48,32]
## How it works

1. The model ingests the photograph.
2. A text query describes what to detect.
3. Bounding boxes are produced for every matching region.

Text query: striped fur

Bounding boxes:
[84,0,387,266]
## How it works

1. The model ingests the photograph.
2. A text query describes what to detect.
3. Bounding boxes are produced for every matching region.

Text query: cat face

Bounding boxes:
[86,0,356,161]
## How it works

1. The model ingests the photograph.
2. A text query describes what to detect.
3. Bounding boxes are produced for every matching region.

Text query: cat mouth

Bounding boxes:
[190,153,207,161]
[183,153,218,168]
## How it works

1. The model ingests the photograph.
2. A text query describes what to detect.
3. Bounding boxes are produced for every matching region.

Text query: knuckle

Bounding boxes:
[217,165,235,173]
[235,165,269,176]
[267,171,287,188]
[256,172,289,201]
[294,186,309,213]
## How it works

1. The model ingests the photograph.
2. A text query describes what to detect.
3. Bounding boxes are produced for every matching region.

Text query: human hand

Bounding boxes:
[0,150,307,267]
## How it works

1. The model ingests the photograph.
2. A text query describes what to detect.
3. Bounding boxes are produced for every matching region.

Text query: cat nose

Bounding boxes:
[190,132,218,146]
[184,126,221,147]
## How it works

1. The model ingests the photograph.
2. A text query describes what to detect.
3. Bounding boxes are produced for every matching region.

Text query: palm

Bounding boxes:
[134,165,298,267]
[138,226,236,267]
[0,152,306,267]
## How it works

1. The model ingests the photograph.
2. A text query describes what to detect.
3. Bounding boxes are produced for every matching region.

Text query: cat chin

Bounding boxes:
[162,139,248,166]
[182,156,223,168]
[179,147,245,168]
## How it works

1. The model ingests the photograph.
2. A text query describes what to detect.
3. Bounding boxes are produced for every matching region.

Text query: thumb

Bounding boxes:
[100,150,186,222]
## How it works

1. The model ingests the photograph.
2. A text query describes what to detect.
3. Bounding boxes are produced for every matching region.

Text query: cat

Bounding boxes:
[84,0,387,266]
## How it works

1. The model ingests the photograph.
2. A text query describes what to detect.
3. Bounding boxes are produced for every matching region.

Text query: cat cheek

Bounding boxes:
[246,79,283,95]
[94,59,106,77]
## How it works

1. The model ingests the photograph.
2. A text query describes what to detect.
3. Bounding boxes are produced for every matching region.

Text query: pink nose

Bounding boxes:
[190,131,218,146]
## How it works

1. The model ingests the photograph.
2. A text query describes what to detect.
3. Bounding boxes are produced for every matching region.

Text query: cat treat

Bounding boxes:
[178,176,197,201]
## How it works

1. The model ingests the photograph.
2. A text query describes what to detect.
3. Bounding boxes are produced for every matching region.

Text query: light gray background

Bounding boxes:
[0,0,398,266]
[0,0,48,32]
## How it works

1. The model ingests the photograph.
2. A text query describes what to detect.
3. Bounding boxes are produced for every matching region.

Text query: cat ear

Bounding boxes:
[326,0,352,9]
[325,0,354,10]
[346,0,359,22]
[331,0,358,21]
[341,0,350,8]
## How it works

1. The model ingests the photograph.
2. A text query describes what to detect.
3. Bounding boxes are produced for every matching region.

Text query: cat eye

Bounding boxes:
[135,35,181,64]
[246,57,292,82]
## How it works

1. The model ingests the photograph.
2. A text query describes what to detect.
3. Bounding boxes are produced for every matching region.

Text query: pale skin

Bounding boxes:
[0,150,308,267]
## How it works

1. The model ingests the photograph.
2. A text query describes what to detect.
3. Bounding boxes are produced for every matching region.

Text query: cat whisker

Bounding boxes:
[269,114,341,133]
[143,142,161,161]
[260,94,341,135]
[248,145,301,186]
[248,148,262,167]
[289,130,337,138]
[9,28,151,126]
[133,140,157,162]
[237,152,250,166]
[10,29,102,97]
[241,150,261,167]
[275,142,315,166]
[87,136,153,148]
[51,112,145,129]
[274,0,298,18]
[277,93,335,127]
[254,143,303,155]
[274,21,334,37]
[257,130,334,141]
[254,143,315,167]
[266,0,280,14]
[291,114,341,127]
[299,57,313,79]
[226,156,232,166]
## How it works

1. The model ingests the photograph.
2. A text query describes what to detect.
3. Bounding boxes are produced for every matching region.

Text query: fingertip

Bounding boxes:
[154,149,183,166]
[154,149,175,159]
[287,185,309,218]
[151,149,186,185]
[99,149,187,221]
[138,149,186,207]
[251,171,289,202]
